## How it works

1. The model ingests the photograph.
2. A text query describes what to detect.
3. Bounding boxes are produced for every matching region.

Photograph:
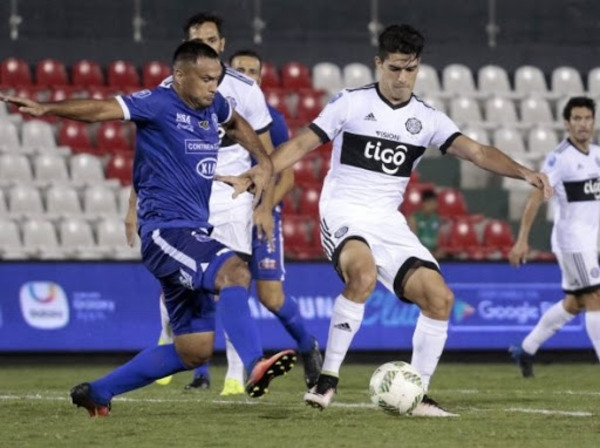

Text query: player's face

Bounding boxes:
[187,22,225,54]
[176,57,222,108]
[565,106,595,145]
[230,56,262,84]
[375,53,420,103]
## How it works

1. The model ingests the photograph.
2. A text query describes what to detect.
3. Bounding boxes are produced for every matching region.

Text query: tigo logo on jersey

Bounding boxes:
[20,282,69,329]
[185,139,219,153]
[196,158,217,179]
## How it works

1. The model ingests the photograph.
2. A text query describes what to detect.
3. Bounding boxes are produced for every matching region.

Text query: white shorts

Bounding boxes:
[554,251,600,295]
[209,182,253,256]
[319,202,439,298]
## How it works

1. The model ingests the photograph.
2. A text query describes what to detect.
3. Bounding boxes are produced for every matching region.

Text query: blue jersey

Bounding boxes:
[117,84,232,237]
[267,105,290,148]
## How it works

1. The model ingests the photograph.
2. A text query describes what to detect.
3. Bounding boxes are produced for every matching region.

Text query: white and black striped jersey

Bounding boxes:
[542,139,600,252]
[310,83,460,212]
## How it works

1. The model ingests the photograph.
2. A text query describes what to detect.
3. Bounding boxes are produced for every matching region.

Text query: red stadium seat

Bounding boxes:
[106,153,134,185]
[296,90,324,122]
[72,60,105,88]
[483,219,514,256]
[282,215,311,258]
[399,182,436,216]
[108,60,140,90]
[260,62,280,89]
[8,86,48,115]
[143,61,171,88]
[281,62,311,90]
[293,155,319,186]
[441,218,482,258]
[298,184,321,216]
[437,188,468,218]
[264,88,291,119]
[50,86,75,102]
[58,121,94,154]
[97,122,131,154]
[35,59,68,87]
[1,58,32,87]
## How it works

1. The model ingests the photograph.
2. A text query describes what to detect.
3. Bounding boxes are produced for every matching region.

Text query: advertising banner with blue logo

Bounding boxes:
[0,261,588,352]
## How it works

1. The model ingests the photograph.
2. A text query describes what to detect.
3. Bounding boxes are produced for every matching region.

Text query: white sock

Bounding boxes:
[522,300,575,355]
[585,311,600,362]
[321,295,365,377]
[411,313,448,392]
[158,293,173,343]
[224,333,245,383]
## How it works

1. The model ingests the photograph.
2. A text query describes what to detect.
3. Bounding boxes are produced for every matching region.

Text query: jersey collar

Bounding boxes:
[375,83,412,110]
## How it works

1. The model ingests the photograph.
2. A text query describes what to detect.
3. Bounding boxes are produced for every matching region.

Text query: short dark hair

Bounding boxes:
[378,24,425,61]
[229,49,263,69]
[173,40,219,65]
[562,96,596,120]
[421,189,437,202]
[183,12,224,40]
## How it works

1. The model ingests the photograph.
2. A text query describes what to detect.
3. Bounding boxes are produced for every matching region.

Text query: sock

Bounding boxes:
[224,334,245,383]
[411,313,448,392]
[321,295,365,376]
[274,296,315,353]
[158,294,173,343]
[217,286,263,375]
[585,311,600,361]
[193,362,210,380]
[522,300,575,355]
[91,344,186,404]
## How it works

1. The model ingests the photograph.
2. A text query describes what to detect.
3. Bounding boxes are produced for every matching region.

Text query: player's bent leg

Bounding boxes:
[305,240,375,409]
[257,280,322,388]
[401,266,457,417]
[156,293,175,386]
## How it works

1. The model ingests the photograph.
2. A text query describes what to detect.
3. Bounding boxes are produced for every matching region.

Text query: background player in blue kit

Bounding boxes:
[2,40,296,417]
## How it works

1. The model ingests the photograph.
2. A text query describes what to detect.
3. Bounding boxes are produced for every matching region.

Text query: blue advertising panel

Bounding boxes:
[0,261,587,352]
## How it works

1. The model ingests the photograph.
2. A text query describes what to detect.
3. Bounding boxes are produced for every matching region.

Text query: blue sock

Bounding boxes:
[194,362,210,379]
[90,344,187,404]
[275,296,315,353]
[218,286,263,374]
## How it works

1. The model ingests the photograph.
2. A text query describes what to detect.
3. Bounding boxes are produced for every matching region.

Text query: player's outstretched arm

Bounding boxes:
[0,96,124,123]
[508,188,545,267]
[124,188,138,247]
[446,135,553,200]
[271,128,323,174]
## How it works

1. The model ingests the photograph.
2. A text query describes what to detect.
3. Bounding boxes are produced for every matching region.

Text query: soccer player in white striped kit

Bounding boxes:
[222,24,552,416]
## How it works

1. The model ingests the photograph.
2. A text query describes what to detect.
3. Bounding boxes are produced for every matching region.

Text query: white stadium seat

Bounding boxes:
[0,120,21,151]
[551,66,584,97]
[0,218,27,259]
[442,64,476,96]
[414,64,441,96]
[33,153,69,184]
[520,96,554,126]
[312,62,343,95]
[478,65,512,97]
[8,184,43,217]
[342,63,373,89]
[515,66,548,97]
[46,185,82,217]
[0,153,33,185]
[83,185,118,217]
[21,119,56,150]
[22,218,64,259]
[59,218,103,259]
[70,154,105,184]
[484,96,519,126]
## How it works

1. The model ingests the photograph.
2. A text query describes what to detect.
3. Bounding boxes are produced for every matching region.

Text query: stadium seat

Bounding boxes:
[478,65,512,97]
[142,61,171,88]
[587,67,600,97]
[293,155,319,186]
[97,122,131,153]
[0,189,6,216]
[21,120,56,150]
[83,185,118,217]
[281,62,311,90]
[514,66,549,97]
[59,218,102,259]
[46,185,82,217]
[442,64,476,96]
[22,218,64,259]
[437,188,468,218]
[520,96,554,127]
[483,219,514,257]
[414,64,441,97]
[108,60,140,90]
[8,184,43,217]
[58,121,94,154]
[462,126,490,145]
[0,153,33,184]
[449,97,483,126]
[106,153,133,185]
[441,218,481,258]
[484,97,519,126]
[263,88,291,119]
[282,215,311,257]
[0,120,21,150]
[298,184,320,216]
[33,153,69,184]
[296,90,323,122]
[551,66,584,97]
[117,186,132,216]
[1,58,32,86]
[420,96,446,114]
[70,154,105,184]
[96,217,140,259]
[35,59,68,87]
[528,127,559,157]
[260,62,280,89]
[342,63,373,89]
[0,218,27,259]
[399,182,436,216]
[72,60,105,88]
[459,127,491,188]
[312,62,343,96]
[493,127,526,156]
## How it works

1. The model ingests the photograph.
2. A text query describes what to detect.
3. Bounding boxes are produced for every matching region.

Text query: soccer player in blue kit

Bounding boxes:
[2,40,296,417]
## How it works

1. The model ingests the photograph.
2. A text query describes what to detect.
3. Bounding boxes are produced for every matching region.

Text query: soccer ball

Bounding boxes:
[369,361,424,415]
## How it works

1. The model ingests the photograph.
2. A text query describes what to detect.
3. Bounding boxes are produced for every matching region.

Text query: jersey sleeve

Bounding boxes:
[241,83,272,134]
[213,92,233,124]
[429,109,462,154]
[269,109,290,147]
[541,153,562,187]
[309,89,350,143]
[116,89,164,123]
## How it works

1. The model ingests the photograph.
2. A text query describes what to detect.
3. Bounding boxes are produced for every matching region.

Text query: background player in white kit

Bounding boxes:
[223,24,552,417]
[509,97,600,377]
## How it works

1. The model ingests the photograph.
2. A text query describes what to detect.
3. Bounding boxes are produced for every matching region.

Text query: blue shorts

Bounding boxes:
[250,212,285,282]
[141,227,235,336]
